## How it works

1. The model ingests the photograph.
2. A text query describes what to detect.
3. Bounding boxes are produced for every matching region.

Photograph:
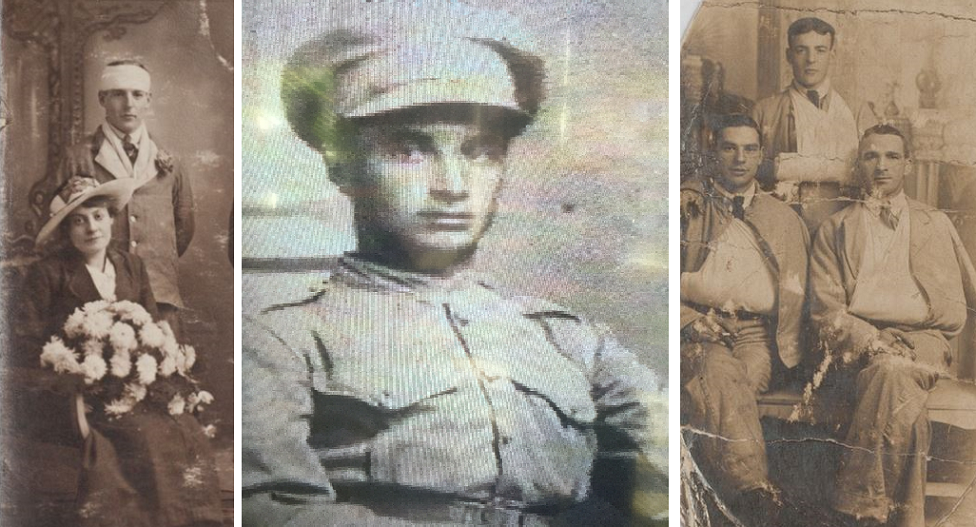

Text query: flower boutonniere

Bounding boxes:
[155,149,175,174]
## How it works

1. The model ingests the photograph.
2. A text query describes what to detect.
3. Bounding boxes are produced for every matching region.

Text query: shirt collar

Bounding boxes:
[103,121,146,143]
[792,78,832,103]
[713,179,757,210]
[864,191,908,216]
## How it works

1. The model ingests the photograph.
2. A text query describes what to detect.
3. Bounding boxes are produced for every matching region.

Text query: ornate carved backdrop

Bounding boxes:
[2,0,168,240]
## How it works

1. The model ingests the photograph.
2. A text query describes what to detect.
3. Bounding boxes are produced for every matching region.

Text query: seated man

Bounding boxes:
[242,6,667,526]
[680,114,810,523]
[809,124,976,527]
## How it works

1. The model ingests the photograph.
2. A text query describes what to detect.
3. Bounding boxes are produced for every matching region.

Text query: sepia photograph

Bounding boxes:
[0,1,234,525]
[241,0,668,525]
[681,1,976,526]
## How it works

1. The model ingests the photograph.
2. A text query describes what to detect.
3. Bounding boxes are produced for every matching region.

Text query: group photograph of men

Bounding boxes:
[682,2,976,527]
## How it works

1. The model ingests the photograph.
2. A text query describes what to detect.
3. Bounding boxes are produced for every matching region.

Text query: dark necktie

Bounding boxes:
[732,195,746,220]
[123,134,138,164]
[880,202,898,230]
[807,90,821,109]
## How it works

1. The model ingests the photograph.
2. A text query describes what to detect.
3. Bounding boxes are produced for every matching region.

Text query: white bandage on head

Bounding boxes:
[99,63,152,92]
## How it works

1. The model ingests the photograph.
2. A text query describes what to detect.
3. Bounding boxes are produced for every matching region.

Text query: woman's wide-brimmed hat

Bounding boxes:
[35,176,137,247]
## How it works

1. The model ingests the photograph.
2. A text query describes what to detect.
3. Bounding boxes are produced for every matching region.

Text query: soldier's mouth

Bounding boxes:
[419,211,474,229]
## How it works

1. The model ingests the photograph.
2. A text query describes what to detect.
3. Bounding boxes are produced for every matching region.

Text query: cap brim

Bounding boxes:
[35,179,138,247]
[345,80,526,118]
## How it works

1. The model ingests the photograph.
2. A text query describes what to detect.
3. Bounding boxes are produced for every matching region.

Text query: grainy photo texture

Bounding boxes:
[241,0,667,525]
[0,1,234,525]
[681,2,976,526]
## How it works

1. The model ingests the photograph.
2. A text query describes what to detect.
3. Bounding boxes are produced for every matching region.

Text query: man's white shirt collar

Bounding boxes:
[864,191,908,217]
[103,121,146,144]
[714,180,757,210]
[792,78,832,104]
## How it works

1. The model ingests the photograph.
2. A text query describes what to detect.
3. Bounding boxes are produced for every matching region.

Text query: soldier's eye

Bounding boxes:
[380,134,433,164]
[463,137,506,162]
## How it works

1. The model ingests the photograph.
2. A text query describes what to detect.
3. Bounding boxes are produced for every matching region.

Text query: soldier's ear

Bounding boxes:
[324,154,362,196]
[97,91,108,107]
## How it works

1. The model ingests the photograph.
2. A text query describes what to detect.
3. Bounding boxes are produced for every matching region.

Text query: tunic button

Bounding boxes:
[130,240,138,247]
[130,215,137,223]
[501,436,511,445]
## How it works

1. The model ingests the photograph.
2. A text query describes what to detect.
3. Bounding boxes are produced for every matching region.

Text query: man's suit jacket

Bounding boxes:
[61,127,194,307]
[809,198,976,370]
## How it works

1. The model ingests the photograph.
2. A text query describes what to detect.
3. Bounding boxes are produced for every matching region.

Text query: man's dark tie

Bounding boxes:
[807,89,821,109]
[123,134,138,164]
[732,195,746,220]
[880,202,898,230]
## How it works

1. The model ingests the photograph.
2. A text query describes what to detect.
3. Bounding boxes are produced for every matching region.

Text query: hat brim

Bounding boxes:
[35,179,138,247]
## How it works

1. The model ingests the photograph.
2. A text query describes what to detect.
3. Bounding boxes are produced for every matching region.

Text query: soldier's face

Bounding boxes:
[99,88,151,134]
[857,133,910,198]
[714,126,762,194]
[356,119,509,261]
[786,31,834,89]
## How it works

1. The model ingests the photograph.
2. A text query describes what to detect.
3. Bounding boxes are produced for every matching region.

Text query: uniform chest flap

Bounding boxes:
[307,317,597,424]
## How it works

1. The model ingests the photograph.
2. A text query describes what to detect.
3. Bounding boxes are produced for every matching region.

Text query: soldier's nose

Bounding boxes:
[430,155,469,201]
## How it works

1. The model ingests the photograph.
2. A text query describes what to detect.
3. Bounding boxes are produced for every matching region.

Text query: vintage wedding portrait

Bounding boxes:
[0,1,234,525]
[241,0,668,525]
[681,1,976,526]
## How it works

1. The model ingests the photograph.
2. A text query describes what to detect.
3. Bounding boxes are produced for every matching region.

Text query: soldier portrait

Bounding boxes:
[241,0,668,525]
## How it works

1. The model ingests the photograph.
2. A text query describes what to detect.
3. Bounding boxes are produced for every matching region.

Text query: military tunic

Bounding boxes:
[243,257,664,525]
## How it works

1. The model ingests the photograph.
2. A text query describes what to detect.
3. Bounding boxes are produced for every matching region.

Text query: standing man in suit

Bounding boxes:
[752,17,875,188]
[62,60,194,338]
[809,125,976,527]
[681,114,811,525]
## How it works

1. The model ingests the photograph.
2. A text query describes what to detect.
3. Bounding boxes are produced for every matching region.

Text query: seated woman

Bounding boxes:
[16,176,223,527]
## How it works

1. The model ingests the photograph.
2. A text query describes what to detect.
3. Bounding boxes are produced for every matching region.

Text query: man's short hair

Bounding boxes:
[788,17,836,48]
[711,114,762,148]
[860,123,911,158]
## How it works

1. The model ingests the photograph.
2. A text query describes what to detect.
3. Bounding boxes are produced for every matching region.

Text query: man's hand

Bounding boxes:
[682,313,737,348]
[874,328,916,360]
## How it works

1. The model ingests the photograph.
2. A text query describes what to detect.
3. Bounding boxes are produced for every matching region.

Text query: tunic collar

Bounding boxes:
[334,254,491,294]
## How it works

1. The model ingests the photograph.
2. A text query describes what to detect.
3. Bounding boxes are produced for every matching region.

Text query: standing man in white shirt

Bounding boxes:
[61,60,194,338]
[752,17,875,188]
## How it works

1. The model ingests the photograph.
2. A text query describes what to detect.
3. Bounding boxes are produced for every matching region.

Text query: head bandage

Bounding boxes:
[100,64,152,92]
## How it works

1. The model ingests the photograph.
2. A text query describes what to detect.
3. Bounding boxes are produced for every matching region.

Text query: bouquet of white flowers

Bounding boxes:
[40,299,214,425]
